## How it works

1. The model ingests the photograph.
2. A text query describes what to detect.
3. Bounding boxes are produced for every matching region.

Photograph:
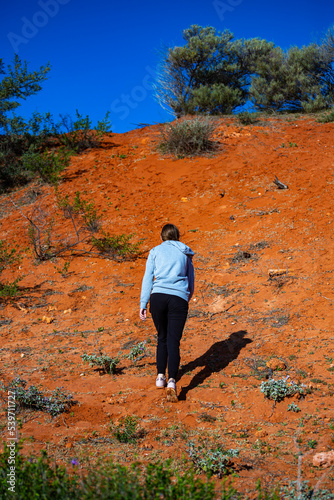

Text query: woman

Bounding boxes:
[140,224,195,402]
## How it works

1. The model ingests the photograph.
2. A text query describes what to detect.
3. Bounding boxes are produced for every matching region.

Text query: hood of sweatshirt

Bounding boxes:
[162,240,194,258]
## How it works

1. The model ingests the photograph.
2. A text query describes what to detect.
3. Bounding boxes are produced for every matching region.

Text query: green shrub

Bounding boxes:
[260,376,307,402]
[81,353,119,374]
[158,117,218,157]
[237,111,259,125]
[0,108,111,193]
[58,191,102,233]
[287,402,301,413]
[22,146,71,185]
[126,341,148,362]
[0,241,22,298]
[187,441,239,478]
[317,109,334,123]
[58,110,112,153]
[280,481,334,499]
[0,277,22,298]
[0,377,76,416]
[114,415,144,443]
[0,444,219,500]
[90,231,141,260]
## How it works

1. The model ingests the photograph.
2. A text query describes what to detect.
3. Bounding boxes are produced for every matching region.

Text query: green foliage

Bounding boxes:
[58,110,112,153]
[249,43,333,112]
[126,341,148,362]
[237,111,259,125]
[155,24,334,117]
[0,444,219,500]
[0,240,21,274]
[54,259,71,278]
[0,277,22,298]
[0,57,111,192]
[280,481,334,499]
[287,402,301,413]
[158,117,218,157]
[0,55,51,130]
[260,376,307,402]
[187,441,239,478]
[58,190,102,233]
[90,231,141,260]
[0,240,22,298]
[114,415,144,443]
[317,109,334,122]
[81,353,119,374]
[0,377,76,416]
[155,25,275,116]
[22,146,71,185]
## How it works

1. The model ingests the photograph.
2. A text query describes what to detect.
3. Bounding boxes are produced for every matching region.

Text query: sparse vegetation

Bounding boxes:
[0,240,23,298]
[22,146,71,185]
[261,376,307,402]
[81,353,119,374]
[158,117,218,157]
[0,57,111,193]
[90,231,141,260]
[126,341,148,362]
[0,444,220,500]
[113,415,144,443]
[287,402,301,413]
[317,109,334,123]
[0,377,76,416]
[187,441,239,478]
[237,111,259,125]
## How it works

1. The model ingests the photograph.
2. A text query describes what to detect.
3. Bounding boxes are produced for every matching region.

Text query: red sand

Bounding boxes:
[0,116,333,494]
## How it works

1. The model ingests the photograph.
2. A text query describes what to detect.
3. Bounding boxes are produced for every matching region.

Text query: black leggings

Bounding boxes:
[150,293,189,380]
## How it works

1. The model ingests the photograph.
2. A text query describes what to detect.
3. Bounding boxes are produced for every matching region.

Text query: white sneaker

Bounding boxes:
[156,374,167,388]
[167,378,178,402]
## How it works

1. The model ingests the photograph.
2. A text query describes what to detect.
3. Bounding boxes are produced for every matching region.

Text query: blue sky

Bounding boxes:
[1,0,334,133]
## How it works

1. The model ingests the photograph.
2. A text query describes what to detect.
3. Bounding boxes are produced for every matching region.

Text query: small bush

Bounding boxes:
[91,231,141,260]
[58,110,112,153]
[0,241,22,298]
[114,415,144,443]
[81,353,119,374]
[260,376,307,402]
[187,441,239,478]
[0,110,111,193]
[1,377,76,416]
[317,109,334,123]
[237,111,259,125]
[0,277,22,298]
[287,402,301,413]
[158,117,218,157]
[0,240,21,273]
[58,191,102,233]
[126,341,148,362]
[22,146,71,185]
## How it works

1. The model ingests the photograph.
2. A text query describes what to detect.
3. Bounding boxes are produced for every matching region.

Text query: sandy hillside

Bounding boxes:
[0,116,333,495]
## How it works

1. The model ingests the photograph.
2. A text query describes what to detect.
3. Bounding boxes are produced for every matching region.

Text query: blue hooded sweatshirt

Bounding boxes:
[140,240,195,309]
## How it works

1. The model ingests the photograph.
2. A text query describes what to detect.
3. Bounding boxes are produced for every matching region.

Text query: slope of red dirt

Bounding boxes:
[0,116,333,495]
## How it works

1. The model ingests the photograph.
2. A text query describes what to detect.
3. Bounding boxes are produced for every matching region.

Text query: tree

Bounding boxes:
[0,55,50,133]
[155,24,334,117]
[155,25,248,116]
[249,43,334,112]
[0,56,51,191]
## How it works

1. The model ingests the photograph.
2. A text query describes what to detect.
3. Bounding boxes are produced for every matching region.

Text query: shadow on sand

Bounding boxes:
[178,330,252,401]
